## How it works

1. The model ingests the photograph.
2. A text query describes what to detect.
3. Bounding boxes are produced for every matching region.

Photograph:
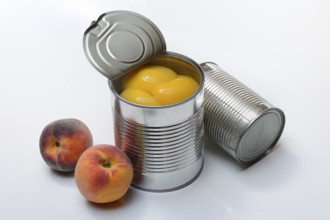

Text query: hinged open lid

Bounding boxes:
[83,11,166,80]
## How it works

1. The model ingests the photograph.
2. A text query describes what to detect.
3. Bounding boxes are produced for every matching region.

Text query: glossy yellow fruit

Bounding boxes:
[121,65,200,106]
[123,65,177,93]
[120,88,161,106]
[151,75,199,105]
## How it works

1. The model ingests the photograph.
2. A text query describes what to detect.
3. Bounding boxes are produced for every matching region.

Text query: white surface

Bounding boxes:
[1,0,329,219]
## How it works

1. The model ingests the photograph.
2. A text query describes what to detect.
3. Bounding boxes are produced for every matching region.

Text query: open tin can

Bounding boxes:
[83,10,285,191]
[83,11,204,192]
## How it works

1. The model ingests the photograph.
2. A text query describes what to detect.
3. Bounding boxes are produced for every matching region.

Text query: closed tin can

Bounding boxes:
[201,62,285,166]
[83,11,204,191]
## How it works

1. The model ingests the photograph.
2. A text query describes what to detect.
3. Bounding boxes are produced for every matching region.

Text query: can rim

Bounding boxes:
[236,107,286,166]
[108,51,205,110]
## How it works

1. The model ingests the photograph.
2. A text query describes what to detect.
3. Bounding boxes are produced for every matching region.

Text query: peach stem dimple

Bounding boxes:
[55,141,60,147]
[102,158,111,168]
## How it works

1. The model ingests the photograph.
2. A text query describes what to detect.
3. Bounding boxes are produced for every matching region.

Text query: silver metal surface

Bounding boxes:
[201,62,285,166]
[83,11,166,80]
[109,53,205,191]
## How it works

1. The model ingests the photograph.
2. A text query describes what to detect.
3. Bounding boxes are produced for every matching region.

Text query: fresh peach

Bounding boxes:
[74,144,133,203]
[39,118,93,172]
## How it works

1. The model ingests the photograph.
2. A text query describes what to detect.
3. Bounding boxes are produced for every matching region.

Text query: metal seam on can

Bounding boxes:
[236,108,285,164]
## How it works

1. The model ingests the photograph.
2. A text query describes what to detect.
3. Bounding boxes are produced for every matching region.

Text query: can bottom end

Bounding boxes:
[236,108,285,166]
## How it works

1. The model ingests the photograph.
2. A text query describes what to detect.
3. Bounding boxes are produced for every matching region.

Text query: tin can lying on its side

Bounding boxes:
[201,62,285,166]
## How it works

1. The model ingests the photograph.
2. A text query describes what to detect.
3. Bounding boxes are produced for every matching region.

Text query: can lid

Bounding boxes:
[83,11,166,80]
[237,108,285,165]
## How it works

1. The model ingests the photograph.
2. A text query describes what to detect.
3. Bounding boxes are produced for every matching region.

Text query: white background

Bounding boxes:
[1,0,329,219]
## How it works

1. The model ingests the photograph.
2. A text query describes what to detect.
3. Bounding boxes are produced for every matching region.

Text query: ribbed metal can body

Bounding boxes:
[201,62,285,166]
[109,53,205,191]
